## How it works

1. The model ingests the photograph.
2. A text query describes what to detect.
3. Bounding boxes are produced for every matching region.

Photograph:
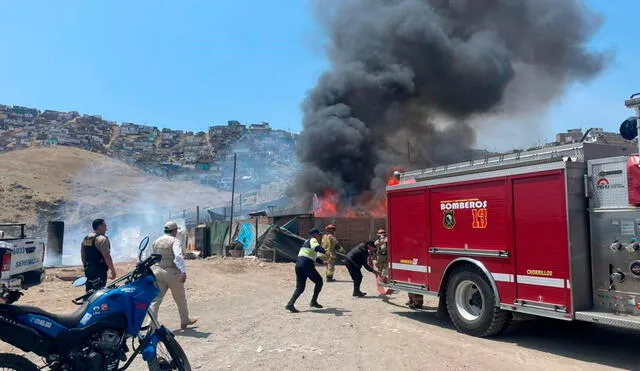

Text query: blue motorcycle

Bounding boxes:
[0,237,191,370]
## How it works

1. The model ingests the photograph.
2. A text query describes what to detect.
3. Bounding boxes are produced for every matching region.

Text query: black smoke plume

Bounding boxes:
[294,0,610,211]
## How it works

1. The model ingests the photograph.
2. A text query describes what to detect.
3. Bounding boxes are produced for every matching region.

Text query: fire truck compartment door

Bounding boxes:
[513,172,571,311]
[388,189,429,287]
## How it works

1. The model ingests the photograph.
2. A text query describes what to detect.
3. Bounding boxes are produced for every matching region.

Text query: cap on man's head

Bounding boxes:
[309,228,321,236]
[164,221,179,232]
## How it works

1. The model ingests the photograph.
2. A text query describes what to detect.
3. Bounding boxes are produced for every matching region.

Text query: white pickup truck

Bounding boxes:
[0,223,45,289]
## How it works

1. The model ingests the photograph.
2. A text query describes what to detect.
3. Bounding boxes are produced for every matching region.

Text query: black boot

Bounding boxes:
[310,300,323,308]
[286,292,301,313]
[310,281,323,308]
[353,291,367,297]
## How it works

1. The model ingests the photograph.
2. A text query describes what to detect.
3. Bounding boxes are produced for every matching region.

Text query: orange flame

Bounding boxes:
[314,190,387,218]
[314,189,341,217]
[312,167,406,218]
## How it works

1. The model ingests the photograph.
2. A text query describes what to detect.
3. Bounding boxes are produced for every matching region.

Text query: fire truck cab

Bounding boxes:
[384,138,640,337]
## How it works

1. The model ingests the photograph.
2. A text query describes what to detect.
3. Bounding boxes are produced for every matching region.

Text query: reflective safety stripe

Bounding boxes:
[492,273,569,289]
[388,265,572,290]
[516,275,565,288]
[391,263,429,273]
[491,273,514,283]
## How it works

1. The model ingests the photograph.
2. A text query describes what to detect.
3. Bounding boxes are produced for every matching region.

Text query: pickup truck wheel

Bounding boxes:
[445,266,511,337]
[22,270,44,288]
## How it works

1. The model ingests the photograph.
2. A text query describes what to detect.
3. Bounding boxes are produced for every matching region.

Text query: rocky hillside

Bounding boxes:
[0,146,231,233]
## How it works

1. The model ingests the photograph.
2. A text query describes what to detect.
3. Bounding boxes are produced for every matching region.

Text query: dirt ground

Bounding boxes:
[1,258,639,371]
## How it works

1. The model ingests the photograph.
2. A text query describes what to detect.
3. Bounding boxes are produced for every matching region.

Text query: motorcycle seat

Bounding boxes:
[14,301,91,329]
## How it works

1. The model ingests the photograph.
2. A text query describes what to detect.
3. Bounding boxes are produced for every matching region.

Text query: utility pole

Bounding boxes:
[227,152,237,256]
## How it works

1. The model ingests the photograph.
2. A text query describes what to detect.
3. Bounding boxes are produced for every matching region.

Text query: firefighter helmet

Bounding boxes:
[325,224,336,230]
[377,229,386,234]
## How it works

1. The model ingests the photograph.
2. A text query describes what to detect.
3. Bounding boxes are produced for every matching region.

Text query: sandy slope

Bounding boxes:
[2,259,639,370]
[0,146,230,228]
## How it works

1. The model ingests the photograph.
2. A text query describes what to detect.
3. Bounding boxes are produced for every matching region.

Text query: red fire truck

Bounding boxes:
[383,97,640,338]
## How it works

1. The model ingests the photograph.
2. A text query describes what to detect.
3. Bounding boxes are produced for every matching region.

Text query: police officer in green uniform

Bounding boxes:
[81,219,117,293]
[285,228,327,313]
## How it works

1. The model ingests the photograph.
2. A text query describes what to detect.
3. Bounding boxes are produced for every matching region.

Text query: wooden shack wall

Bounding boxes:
[314,217,387,250]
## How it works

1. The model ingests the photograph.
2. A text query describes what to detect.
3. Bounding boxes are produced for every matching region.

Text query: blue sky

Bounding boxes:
[0,0,637,143]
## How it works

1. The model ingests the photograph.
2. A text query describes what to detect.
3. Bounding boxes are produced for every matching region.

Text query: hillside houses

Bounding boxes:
[183,132,211,164]
[208,121,245,151]
[121,122,158,136]
[0,106,44,150]
[0,103,296,193]
[159,128,183,149]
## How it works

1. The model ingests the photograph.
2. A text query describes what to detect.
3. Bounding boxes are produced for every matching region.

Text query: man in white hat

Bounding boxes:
[149,221,197,329]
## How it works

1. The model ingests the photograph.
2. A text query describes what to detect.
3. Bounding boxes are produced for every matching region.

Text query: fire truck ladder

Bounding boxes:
[399,142,588,183]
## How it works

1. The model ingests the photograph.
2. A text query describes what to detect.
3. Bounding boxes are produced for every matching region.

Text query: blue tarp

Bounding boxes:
[237,223,254,256]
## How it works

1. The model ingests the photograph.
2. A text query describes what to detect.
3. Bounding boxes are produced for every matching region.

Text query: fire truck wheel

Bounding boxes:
[445,266,511,337]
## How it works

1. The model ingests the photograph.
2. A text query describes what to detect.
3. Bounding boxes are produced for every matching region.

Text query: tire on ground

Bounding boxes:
[445,265,512,337]
[147,330,191,371]
[0,353,40,371]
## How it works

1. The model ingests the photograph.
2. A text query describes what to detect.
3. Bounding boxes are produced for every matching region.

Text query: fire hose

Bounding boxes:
[329,250,394,295]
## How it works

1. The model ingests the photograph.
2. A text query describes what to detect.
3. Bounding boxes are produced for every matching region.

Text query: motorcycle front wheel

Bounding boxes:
[0,353,39,371]
[147,331,191,371]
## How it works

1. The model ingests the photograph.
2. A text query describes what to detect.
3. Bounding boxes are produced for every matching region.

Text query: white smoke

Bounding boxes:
[50,161,230,267]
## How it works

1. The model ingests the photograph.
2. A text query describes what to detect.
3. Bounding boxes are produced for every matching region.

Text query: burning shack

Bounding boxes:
[254,191,388,262]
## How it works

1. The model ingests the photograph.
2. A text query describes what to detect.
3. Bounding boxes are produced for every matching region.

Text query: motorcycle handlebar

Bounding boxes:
[72,291,93,305]
[71,253,163,305]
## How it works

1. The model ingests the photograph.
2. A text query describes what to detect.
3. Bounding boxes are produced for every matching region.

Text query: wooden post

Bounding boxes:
[254,216,259,253]
[370,217,375,241]
[272,224,276,263]
[226,152,237,257]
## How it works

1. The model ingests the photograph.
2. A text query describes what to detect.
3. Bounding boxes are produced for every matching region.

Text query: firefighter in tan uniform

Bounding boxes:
[322,224,342,282]
[148,221,197,330]
[374,229,388,277]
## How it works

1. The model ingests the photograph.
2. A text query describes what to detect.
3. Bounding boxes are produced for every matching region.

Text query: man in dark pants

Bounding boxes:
[81,219,117,293]
[345,241,378,297]
[285,228,326,313]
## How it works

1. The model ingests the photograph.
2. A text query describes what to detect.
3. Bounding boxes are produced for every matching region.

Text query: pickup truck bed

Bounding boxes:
[0,224,45,289]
